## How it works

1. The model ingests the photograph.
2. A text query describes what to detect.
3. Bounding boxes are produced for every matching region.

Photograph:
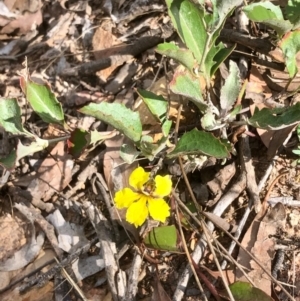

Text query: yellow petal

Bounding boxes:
[154,175,172,197]
[129,166,150,191]
[114,188,140,209]
[148,198,170,223]
[126,197,148,227]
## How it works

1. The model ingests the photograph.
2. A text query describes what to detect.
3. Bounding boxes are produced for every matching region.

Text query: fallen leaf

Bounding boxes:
[47,209,89,253]
[236,203,286,295]
[0,205,45,272]
[27,141,74,202]
[92,19,121,82]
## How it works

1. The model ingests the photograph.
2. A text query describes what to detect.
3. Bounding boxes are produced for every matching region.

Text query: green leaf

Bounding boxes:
[156,42,196,73]
[79,102,142,142]
[144,225,179,251]
[90,130,115,146]
[0,151,18,170]
[67,128,90,158]
[165,0,207,64]
[211,0,243,33]
[0,138,49,171]
[220,60,240,115]
[162,120,172,137]
[139,135,157,157]
[279,29,300,77]
[169,69,207,112]
[243,1,284,21]
[230,281,274,301]
[0,98,32,136]
[248,102,300,129]
[137,89,168,123]
[20,77,66,127]
[120,143,140,164]
[168,128,230,159]
[292,149,300,155]
[243,2,292,36]
[227,104,242,121]
[204,42,235,80]
[285,0,300,29]
[138,135,169,160]
[201,110,218,131]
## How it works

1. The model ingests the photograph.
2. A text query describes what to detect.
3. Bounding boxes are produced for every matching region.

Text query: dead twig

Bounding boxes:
[59,36,163,77]
[83,201,126,301]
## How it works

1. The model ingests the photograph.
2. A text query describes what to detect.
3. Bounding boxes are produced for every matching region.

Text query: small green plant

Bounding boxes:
[1,2,300,294]
[243,0,300,77]
[0,71,115,170]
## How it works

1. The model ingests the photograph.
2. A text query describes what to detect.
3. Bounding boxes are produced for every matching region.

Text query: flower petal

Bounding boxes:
[148,198,170,223]
[126,197,148,227]
[129,166,150,191]
[114,188,140,209]
[154,175,172,197]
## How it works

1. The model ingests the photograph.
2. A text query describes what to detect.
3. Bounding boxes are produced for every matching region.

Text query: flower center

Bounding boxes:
[142,179,156,196]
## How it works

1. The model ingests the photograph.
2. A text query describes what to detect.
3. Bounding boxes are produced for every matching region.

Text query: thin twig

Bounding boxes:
[173,191,295,300]
[174,199,207,301]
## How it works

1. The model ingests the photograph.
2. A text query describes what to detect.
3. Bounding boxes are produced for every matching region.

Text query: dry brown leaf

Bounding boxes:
[151,277,172,301]
[93,20,121,82]
[0,215,27,268]
[46,12,74,47]
[249,103,274,149]
[0,0,42,35]
[27,141,74,202]
[206,162,236,207]
[246,65,272,98]
[200,265,235,285]
[236,203,286,295]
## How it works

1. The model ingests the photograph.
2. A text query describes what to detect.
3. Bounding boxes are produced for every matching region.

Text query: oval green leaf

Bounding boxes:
[170,69,207,112]
[230,281,274,301]
[144,225,179,252]
[248,102,300,130]
[21,77,65,127]
[168,129,230,159]
[0,98,31,136]
[166,0,206,64]
[79,102,142,142]
[156,42,196,73]
[137,89,168,123]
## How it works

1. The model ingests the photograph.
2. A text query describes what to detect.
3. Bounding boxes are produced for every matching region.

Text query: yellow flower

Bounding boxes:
[114,167,172,227]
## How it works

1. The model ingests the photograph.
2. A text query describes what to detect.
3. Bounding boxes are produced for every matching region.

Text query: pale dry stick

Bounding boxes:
[200,219,235,301]
[173,172,246,301]
[223,154,277,263]
[173,192,255,286]
[174,158,238,301]
[258,158,277,191]
[174,200,208,301]
[211,215,295,300]
[55,258,89,301]
[173,103,183,144]
[173,192,295,300]
[268,197,300,207]
[83,201,127,301]
[240,132,261,213]
[123,249,143,301]
[220,202,251,270]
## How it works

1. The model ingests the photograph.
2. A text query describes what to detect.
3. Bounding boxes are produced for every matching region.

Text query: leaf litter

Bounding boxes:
[1,0,300,301]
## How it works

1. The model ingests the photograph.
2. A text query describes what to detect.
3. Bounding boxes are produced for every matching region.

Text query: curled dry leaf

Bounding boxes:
[0,205,45,272]
[236,203,286,294]
[0,0,42,35]
[27,141,74,202]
